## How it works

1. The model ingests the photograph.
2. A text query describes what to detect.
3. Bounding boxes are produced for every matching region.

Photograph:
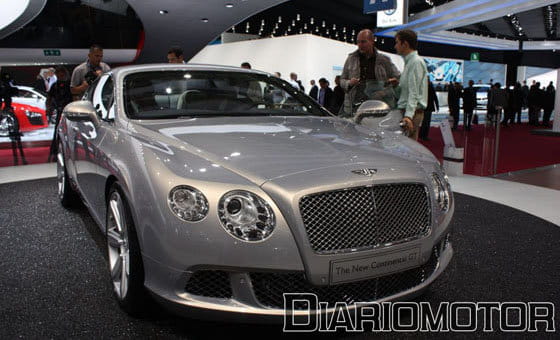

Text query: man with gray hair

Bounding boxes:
[340,29,400,116]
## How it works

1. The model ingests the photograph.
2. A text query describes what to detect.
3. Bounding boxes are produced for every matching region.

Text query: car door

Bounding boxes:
[74,74,112,217]
[64,78,101,181]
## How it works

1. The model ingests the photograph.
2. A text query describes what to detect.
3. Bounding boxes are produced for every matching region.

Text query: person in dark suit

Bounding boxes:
[462,80,477,131]
[543,82,555,127]
[419,80,439,141]
[511,82,527,124]
[309,80,318,101]
[317,78,334,113]
[521,80,529,110]
[447,82,461,130]
[527,82,542,126]
[332,75,345,115]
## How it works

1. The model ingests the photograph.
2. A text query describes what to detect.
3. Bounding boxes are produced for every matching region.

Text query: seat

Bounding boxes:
[176,90,210,110]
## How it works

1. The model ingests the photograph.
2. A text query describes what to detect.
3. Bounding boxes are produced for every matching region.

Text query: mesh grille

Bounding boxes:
[251,247,439,309]
[299,183,431,253]
[27,115,44,126]
[185,270,232,299]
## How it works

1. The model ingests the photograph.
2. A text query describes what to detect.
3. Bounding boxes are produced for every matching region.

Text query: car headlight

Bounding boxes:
[168,186,209,222]
[25,110,43,119]
[218,190,275,242]
[431,173,450,212]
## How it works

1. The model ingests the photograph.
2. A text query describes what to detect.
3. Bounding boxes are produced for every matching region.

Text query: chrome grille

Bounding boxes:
[251,246,440,309]
[299,183,431,253]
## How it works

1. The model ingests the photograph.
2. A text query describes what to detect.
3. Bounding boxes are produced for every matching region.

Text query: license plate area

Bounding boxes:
[330,246,421,284]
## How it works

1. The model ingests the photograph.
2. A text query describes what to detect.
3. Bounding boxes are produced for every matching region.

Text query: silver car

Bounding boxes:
[57,64,454,322]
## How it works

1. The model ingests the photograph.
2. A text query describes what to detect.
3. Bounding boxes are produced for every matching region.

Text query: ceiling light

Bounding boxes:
[225,3,234,8]
[201,18,209,23]
[159,10,168,15]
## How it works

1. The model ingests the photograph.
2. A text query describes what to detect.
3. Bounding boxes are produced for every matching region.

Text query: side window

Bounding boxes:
[18,90,33,98]
[85,77,102,102]
[92,75,114,119]
[101,77,114,109]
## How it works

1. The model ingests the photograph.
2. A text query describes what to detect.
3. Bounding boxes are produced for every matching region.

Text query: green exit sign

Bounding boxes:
[43,49,61,56]
[470,52,480,62]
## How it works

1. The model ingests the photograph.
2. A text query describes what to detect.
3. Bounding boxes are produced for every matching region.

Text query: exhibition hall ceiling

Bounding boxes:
[1,0,559,63]
[455,6,559,41]
[238,0,560,44]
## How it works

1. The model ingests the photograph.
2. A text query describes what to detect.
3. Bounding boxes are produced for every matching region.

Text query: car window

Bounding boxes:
[84,77,102,102]
[123,70,329,119]
[18,89,34,98]
[92,75,114,119]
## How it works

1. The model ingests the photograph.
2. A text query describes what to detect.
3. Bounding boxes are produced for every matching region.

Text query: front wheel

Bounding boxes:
[57,143,78,207]
[106,184,149,316]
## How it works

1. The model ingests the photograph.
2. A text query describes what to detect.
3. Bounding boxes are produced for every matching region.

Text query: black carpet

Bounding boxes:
[0,178,558,338]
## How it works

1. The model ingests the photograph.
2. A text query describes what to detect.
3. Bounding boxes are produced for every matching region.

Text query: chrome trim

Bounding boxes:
[298,182,433,255]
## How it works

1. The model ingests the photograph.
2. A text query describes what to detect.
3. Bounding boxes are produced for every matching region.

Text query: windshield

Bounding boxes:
[123,70,330,119]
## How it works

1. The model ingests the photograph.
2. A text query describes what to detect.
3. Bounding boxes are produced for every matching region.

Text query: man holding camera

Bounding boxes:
[70,44,110,99]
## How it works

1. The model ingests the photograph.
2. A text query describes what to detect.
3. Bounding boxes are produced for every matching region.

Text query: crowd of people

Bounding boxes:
[445,79,556,131]
[2,35,556,145]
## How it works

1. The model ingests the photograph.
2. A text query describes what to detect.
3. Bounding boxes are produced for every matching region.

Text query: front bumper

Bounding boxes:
[144,235,453,323]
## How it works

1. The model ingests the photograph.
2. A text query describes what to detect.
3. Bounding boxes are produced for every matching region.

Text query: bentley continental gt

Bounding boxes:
[57,64,454,322]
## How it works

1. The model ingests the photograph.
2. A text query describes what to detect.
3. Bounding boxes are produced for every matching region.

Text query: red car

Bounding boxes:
[1,102,48,133]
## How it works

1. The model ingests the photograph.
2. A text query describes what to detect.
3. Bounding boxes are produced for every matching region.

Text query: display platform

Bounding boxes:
[0,178,558,337]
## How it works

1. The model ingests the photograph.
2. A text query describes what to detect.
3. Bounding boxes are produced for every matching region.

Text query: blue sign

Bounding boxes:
[363,0,396,14]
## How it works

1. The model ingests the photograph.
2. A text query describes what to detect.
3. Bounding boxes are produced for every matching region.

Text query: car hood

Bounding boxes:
[131,116,437,185]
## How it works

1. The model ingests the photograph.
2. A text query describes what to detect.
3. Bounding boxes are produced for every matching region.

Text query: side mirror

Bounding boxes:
[63,101,99,124]
[354,100,403,131]
[355,100,391,124]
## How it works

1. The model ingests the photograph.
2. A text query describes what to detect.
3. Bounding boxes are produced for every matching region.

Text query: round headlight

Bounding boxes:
[168,186,209,222]
[431,173,450,212]
[218,190,275,242]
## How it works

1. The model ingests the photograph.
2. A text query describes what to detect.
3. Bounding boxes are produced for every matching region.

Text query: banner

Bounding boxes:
[377,0,408,27]
[363,0,396,14]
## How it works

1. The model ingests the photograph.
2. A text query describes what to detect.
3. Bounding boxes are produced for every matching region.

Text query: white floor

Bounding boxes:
[0,163,558,226]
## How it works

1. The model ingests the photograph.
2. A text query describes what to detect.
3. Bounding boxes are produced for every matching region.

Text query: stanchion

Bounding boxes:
[493,108,502,175]
[440,117,464,176]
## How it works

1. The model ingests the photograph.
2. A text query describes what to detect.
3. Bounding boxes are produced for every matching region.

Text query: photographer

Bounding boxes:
[70,44,110,99]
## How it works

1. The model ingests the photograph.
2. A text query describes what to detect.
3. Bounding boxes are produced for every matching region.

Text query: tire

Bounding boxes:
[106,183,150,317]
[56,142,79,207]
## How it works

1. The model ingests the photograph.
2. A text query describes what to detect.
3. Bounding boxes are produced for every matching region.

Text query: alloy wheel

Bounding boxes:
[107,191,130,300]
[56,148,65,199]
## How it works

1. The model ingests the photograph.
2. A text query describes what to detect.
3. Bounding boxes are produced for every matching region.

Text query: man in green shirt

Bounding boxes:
[393,30,428,140]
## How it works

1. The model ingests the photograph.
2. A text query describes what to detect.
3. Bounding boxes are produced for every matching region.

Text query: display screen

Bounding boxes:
[424,58,464,84]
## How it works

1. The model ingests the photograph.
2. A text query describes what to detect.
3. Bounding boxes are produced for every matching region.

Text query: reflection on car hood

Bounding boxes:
[132,116,436,184]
